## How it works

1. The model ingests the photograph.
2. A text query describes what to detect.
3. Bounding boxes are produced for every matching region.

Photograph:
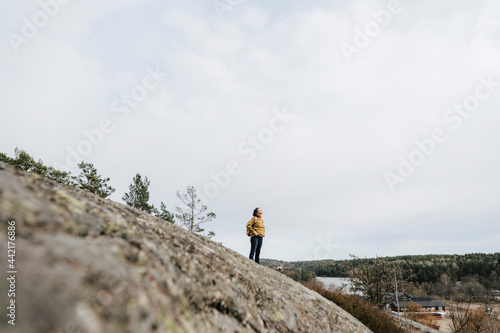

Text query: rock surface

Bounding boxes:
[0,163,371,333]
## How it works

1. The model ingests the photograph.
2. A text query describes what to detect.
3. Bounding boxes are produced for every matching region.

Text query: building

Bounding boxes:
[389,297,446,313]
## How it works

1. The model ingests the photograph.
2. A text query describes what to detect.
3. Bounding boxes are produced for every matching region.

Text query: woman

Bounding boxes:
[246,207,265,264]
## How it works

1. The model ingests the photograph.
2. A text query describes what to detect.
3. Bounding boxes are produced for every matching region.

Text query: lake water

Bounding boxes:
[316,277,354,294]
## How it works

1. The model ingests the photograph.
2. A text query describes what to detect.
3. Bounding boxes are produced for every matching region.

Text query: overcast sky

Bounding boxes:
[1,0,499,262]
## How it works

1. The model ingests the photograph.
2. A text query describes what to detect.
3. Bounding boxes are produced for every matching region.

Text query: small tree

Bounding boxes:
[155,202,175,224]
[449,301,472,333]
[74,162,115,198]
[46,167,74,186]
[468,308,489,333]
[437,273,454,301]
[122,174,155,214]
[406,301,423,321]
[457,278,488,303]
[175,186,215,238]
[12,148,48,174]
[0,152,11,164]
[342,255,395,308]
[449,302,500,333]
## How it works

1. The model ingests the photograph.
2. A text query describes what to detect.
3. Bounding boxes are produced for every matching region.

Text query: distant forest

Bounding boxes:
[262,253,500,289]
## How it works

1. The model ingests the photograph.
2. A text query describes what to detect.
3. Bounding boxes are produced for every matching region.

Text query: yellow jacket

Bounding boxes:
[246,217,265,237]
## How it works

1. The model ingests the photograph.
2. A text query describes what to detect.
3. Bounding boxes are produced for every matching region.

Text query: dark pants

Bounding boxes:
[249,236,263,264]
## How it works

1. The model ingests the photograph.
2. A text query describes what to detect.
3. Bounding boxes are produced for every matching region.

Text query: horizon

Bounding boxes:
[261,251,500,263]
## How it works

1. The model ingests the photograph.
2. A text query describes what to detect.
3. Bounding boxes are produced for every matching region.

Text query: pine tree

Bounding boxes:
[0,152,14,165]
[122,174,155,214]
[175,186,215,238]
[154,202,175,224]
[12,148,48,175]
[74,162,115,198]
[1,148,74,185]
[46,167,74,186]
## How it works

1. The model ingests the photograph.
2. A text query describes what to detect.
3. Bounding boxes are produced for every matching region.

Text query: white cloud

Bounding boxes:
[241,7,270,30]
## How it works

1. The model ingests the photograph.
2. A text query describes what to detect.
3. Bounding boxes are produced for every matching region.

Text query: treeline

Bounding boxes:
[1,148,115,197]
[263,253,500,288]
[262,258,344,277]
[1,148,216,238]
[394,253,500,288]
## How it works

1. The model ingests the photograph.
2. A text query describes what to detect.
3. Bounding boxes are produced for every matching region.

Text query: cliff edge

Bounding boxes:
[0,163,371,333]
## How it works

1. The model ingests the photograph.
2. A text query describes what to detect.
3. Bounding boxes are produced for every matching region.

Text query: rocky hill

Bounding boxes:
[0,162,371,333]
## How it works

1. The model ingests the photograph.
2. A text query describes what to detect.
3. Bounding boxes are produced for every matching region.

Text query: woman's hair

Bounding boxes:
[253,207,260,217]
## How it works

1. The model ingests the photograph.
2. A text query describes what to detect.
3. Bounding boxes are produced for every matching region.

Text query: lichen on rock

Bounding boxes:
[0,163,371,333]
